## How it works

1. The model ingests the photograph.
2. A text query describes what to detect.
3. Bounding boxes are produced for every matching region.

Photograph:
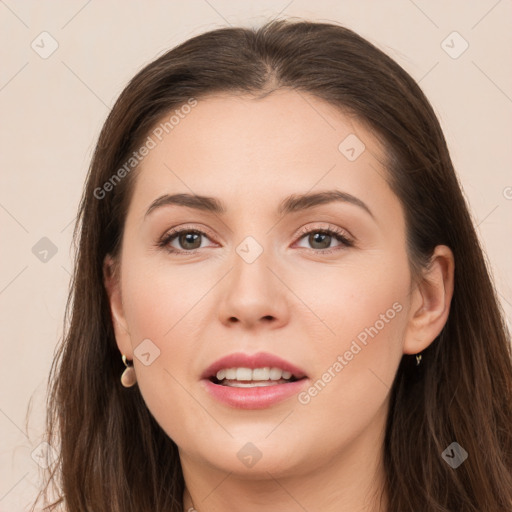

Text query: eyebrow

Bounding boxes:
[144,190,374,220]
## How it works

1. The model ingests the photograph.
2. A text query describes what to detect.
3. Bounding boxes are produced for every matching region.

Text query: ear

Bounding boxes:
[403,245,455,355]
[103,254,133,359]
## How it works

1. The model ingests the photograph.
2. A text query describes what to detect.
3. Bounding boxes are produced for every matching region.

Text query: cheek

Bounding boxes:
[288,263,407,450]
[290,251,409,401]
[121,253,210,344]
[119,255,217,439]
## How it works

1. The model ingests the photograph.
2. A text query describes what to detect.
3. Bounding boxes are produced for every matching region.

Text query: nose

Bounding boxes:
[216,241,291,331]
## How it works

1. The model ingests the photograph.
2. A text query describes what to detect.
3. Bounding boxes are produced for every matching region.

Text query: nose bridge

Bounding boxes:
[229,208,273,271]
[231,230,274,295]
[216,223,290,327]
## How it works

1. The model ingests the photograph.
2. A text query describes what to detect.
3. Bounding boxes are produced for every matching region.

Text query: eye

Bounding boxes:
[157,226,216,254]
[157,223,354,256]
[294,225,353,254]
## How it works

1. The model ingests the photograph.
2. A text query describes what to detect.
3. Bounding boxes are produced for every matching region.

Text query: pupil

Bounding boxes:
[181,232,200,249]
[310,232,330,249]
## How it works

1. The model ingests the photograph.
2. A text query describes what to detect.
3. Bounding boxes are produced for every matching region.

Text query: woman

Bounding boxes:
[34,18,512,512]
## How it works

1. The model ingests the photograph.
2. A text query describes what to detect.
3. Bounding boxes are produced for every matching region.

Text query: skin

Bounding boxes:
[104,89,454,512]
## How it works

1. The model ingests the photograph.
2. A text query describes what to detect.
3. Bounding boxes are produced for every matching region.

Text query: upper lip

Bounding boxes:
[201,352,308,380]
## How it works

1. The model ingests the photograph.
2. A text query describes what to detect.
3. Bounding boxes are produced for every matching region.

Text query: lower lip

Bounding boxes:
[201,378,309,409]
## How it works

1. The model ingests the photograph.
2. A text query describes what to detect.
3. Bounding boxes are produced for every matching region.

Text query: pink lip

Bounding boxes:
[201,378,309,409]
[200,351,309,410]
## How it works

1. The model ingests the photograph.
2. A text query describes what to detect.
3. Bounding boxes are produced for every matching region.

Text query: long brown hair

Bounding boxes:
[32,18,512,511]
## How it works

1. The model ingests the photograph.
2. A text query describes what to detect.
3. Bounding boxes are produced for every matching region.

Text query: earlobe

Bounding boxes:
[403,245,455,355]
[103,255,133,358]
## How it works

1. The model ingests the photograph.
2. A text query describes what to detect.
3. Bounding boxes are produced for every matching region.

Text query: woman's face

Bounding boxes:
[106,90,418,478]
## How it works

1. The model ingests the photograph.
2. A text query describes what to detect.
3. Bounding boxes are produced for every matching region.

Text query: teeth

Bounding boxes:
[215,367,294,382]
[253,367,270,380]
[236,368,252,380]
[225,368,237,380]
[269,367,282,380]
[225,381,281,388]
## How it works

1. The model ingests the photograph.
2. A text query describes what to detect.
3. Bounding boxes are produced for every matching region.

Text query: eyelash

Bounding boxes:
[157,224,354,256]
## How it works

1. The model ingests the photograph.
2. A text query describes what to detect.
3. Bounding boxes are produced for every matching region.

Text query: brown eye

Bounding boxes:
[308,232,333,250]
[177,231,203,250]
[158,228,215,254]
[295,227,353,254]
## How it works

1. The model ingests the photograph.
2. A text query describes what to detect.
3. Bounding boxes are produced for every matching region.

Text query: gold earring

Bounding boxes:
[416,353,422,366]
[121,354,137,387]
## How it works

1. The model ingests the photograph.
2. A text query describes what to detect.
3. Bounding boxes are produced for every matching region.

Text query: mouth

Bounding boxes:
[200,352,309,409]
[208,367,306,387]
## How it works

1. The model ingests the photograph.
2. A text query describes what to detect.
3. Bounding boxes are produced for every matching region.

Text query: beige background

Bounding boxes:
[0,1,511,509]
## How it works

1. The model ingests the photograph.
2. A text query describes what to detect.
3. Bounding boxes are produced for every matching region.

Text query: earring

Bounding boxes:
[120,354,137,387]
[415,353,422,366]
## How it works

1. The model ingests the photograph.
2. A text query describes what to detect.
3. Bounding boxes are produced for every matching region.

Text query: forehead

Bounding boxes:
[126,90,397,222]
